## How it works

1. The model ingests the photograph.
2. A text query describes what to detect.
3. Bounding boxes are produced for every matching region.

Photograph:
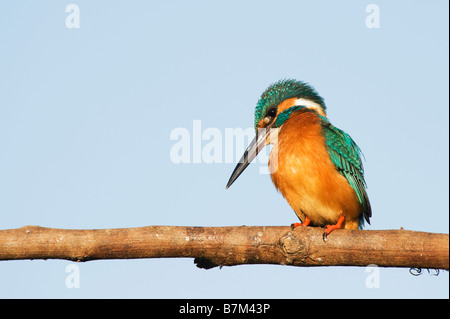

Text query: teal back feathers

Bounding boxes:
[320,117,372,227]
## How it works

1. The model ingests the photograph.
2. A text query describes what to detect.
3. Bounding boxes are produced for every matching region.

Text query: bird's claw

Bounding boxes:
[291,223,302,229]
[291,217,311,229]
[322,216,345,242]
[322,231,328,242]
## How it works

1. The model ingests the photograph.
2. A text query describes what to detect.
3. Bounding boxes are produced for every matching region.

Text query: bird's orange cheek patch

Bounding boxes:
[276,98,299,114]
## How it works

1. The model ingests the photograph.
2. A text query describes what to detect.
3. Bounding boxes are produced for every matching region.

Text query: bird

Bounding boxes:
[226,79,371,239]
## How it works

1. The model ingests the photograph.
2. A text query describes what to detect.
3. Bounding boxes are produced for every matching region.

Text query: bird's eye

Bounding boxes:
[266,108,277,118]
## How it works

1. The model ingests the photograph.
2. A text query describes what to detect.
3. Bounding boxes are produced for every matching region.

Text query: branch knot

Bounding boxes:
[279,232,309,259]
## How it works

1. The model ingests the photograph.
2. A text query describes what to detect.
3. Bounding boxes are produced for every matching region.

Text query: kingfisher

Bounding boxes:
[226,79,371,239]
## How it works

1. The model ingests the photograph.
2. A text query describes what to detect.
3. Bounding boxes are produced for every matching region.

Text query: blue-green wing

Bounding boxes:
[321,118,372,227]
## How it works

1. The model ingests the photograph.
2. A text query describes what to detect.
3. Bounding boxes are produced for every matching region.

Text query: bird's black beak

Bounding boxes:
[226,127,272,189]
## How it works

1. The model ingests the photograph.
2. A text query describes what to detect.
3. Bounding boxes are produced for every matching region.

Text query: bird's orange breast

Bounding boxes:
[269,111,362,229]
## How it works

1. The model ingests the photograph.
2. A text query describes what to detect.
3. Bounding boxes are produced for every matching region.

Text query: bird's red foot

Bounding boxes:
[322,215,345,241]
[291,217,311,229]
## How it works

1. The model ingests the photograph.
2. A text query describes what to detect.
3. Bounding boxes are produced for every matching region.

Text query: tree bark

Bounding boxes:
[0,225,448,270]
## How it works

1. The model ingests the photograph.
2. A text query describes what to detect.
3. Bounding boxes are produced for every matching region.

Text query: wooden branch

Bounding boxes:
[0,225,448,270]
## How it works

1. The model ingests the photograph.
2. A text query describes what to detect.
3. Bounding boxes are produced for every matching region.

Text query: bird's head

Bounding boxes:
[226,79,326,188]
[254,79,326,130]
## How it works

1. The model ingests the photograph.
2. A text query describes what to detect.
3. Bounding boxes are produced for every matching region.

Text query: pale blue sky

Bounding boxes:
[0,1,448,298]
